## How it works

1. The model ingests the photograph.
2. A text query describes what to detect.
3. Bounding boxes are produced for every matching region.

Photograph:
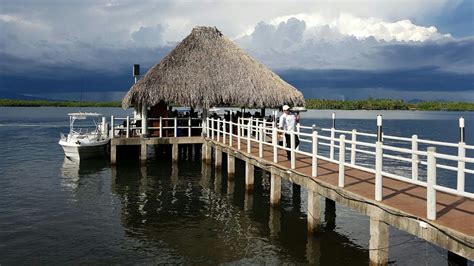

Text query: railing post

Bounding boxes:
[126,116,130,138]
[330,113,336,160]
[237,118,241,150]
[217,119,221,142]
[101,117,107,137]
[338,134,346,187]
[159,116,163,138]
[291,130,296,169]
[272,126,278,163]
[457,117,465,193]
[312,130,318,177]
[427,147,437,220]
[223,119,226,144]
[141,104,148,137]
[259,124,264,158]
[110,116,114,139]
[229,119,233,147]
[247,123,251,154]
[351,129,357,165]
[250,116,254,138]
[210,118,215,140]
[412,134,419,181]
[188,117,192,137]
[174,117,178,137]
[375,115,383,201]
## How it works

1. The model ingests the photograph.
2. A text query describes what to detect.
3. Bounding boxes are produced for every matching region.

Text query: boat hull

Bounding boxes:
[59,140,109,160]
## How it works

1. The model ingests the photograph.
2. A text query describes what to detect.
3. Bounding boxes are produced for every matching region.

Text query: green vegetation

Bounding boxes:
[305,98,474,111]
[0,98,121,107]
[0,98,473,111]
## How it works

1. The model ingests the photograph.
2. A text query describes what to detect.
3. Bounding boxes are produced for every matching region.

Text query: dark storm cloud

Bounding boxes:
[278,67,474,92]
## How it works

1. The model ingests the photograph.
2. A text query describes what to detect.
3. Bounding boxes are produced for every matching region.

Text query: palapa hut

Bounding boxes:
[122,26,305,136]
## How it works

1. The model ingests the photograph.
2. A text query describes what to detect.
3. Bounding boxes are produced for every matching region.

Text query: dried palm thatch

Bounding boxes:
[122,26,305,109]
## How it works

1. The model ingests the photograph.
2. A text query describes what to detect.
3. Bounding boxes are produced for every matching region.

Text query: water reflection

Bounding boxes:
[60,157,108,191]
[108,158,369,264]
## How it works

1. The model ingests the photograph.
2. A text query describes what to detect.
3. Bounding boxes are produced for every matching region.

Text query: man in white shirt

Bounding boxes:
[279,105,300,160]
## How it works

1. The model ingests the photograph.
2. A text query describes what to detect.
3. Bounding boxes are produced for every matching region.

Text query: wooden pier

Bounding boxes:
[109,115,473,265]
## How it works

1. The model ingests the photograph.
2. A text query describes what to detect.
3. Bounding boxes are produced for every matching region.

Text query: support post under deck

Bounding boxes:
[270,172,281,206]
[227,153,235,179]
[172,143,178,162]
[215,147,222,169]
[245,161,254,192]
[307,191,321,235]
[111,144,117,165]
[369,215,389,266]
[140,143,147,164]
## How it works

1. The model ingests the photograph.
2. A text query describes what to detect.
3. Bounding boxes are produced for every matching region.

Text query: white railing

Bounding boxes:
[206,115,473,221]
[109,116,203,138]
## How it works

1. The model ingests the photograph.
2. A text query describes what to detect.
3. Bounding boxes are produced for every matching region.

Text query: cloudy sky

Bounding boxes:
[0,0,473,101]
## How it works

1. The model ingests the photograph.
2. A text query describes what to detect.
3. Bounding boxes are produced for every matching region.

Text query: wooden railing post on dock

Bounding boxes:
[101,117,107,137]
[351,129,357,165]
[210,118,215,140]
[110,116,114,139]
[338,134,346,187]
[126,116,130,138]
[272,127,278,163]
[237,118,241,150]
[188,117,192,137]
[312,130,318,177]
[217,119,221,142]
[174,117,178,137]
[375,115,383,201]
[223,119,226,144]
[159,116,163,137]
[330,112,336,160]
[291,130,296,169]
[412,134,419,181]
[229,119,233,147]
[259,124,264,158]
[141,104,148,137]
[247,123,251,154]
[457,117,465,193]
[427,146,437,220]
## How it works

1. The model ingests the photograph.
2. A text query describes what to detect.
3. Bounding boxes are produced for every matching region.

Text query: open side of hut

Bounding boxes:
[122,26,305,136]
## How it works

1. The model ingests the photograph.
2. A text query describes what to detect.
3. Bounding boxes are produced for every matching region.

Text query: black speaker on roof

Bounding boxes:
[133,64,140,76]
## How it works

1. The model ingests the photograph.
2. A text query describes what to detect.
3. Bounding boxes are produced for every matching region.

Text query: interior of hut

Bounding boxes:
[142,101,278,137]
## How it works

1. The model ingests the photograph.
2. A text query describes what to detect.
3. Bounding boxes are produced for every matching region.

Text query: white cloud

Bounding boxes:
[236,17,473,73]
[265,13,450,42]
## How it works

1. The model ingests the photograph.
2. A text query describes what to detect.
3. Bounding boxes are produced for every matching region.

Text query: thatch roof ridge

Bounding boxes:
[122,26,305,109]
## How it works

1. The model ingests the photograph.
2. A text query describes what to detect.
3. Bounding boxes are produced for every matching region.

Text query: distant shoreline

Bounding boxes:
[1,98,473,111]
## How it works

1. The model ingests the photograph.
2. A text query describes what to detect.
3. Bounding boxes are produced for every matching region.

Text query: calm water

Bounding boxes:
[0,107,473,265]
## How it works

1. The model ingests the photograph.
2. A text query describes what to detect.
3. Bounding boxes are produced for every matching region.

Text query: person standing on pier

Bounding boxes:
[279,105,299,160]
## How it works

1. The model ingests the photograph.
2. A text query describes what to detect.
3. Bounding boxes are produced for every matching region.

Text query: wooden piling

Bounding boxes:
[369,215,389,266]
[270,172,281,206]
[227,153,235,178]
[111,144,117,164]
[140,143,147,164]
[307,191,321,234]
[215,147,222,169]
[172,143,178,162]
[245,161,254,191]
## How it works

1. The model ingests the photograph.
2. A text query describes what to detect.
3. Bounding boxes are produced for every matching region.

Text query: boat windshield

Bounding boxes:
[69,113,102,134]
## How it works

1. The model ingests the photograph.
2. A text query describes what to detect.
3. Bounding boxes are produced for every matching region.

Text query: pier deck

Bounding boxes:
[108,115,473,263]
[208,137,474,260]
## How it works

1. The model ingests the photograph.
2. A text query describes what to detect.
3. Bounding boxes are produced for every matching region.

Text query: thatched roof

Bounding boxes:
[122,26,305,109]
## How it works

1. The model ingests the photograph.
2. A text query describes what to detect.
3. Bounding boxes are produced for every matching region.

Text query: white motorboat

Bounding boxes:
[59,112,109,160]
